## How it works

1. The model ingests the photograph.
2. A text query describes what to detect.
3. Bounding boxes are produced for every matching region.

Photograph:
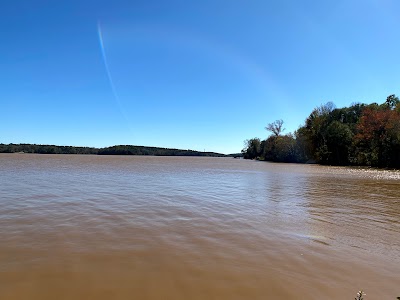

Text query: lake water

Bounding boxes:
[0,154,399,299]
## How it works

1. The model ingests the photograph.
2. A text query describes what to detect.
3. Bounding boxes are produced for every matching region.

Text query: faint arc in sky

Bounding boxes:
[107,24,293,114]
[98,23,294,127]
[97,21,132,127]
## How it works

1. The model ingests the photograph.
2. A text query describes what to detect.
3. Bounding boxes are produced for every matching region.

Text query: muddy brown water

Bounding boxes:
[0,154,399,299]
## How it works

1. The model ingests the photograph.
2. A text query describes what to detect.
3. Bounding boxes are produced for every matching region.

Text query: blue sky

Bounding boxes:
[1,0,399,154]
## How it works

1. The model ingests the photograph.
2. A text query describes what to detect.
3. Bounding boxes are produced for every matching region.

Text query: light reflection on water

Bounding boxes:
[0,154,399,299]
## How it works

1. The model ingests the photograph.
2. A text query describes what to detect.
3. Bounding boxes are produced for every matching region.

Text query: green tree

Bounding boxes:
[385,94,400,110]
[242,138,261,159]
[325,121,353,165]
[304,102,336,164]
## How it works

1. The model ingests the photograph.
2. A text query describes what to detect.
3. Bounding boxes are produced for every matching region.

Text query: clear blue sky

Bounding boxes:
[1,0,399,154]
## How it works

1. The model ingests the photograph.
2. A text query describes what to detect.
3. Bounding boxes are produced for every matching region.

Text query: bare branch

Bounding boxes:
[265,119,285,136]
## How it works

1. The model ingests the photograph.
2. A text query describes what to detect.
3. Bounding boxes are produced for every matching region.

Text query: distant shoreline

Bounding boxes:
[0,143,243,158]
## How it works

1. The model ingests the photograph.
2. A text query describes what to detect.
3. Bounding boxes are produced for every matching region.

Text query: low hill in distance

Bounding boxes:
[0,143,240,157]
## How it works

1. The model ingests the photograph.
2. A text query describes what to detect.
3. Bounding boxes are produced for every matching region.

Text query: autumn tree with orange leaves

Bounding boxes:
[354,96,400,167]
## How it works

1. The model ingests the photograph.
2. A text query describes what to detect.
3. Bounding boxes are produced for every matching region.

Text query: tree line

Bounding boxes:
[242,94,400,168]
[97,145,225,157]
[0,144,226,157]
